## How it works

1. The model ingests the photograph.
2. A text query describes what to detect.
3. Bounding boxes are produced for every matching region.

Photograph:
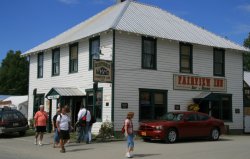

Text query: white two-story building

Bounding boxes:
[23,0,249,134]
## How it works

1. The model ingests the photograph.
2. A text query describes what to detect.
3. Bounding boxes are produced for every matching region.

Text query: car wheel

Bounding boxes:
[210,128,220,141]
[165,128,177,143]
[142,138,150,142]
[19,131,26,136]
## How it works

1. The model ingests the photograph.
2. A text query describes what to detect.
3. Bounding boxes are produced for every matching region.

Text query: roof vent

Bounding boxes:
[116,0,131,3]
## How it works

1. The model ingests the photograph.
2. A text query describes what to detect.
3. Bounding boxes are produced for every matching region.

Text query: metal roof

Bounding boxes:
[244,71,250,87]
[46,87,85,97]
[23,0,250,56]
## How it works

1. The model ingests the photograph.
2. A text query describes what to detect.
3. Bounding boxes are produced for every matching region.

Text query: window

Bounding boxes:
[37,52,43,78]
[139,89,167,120]
[86,89,103,121]
[69,43,78,73]
[142,37,157,69]
[52,48,60,76]
[89,36,100,69]
[185,114,197,121]
[211,94,232,121]
[214,48,225,76]
[180,43,192,73]
[33,94,44,116]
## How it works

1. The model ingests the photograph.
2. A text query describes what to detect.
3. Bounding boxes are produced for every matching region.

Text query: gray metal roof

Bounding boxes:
[50,87,85,96]
[23,0,249,55]
[244,71,250,87]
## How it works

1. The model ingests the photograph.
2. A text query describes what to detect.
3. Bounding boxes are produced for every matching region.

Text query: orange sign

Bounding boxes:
[173,74,226,92]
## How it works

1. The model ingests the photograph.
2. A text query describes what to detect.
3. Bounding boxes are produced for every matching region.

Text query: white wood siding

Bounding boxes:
[114,32,243,131]
[28,32,113,133]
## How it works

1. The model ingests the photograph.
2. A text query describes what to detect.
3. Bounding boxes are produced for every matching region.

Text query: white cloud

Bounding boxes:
[232,24,250,34]
[237,4,250,12]
[58,0,79,4]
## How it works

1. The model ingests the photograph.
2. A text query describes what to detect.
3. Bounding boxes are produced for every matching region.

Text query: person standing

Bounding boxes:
[34,105,48,146]
[124,112,135,158]
[56,105,71,153]
[85,109,91,144]
[76,105,86,143]
[89,112,96,144]
[52,108,60,148]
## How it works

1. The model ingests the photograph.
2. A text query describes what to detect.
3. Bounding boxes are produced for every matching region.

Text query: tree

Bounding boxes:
[243,32,250,71]
[0,50,29,95]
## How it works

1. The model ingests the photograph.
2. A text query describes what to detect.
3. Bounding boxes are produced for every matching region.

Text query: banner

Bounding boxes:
[173,74,226,92]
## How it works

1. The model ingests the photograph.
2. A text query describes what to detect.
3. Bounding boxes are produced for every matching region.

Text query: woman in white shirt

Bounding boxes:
[56,105,71,153]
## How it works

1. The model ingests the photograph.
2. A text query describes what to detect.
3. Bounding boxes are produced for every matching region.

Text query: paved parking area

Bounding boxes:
[1,134,250,159]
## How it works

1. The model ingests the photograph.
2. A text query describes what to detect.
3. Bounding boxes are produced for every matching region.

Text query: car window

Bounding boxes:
[160,113,184,121]
[185,114,197,121]
[3,112,12,120]
[16,111,25,120]
[197,114,209,121]
[12,112,19,120]
[0,112,2,120]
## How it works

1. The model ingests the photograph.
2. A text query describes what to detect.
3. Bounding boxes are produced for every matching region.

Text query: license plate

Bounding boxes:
[13,123,19,126]
[141,132,146,136]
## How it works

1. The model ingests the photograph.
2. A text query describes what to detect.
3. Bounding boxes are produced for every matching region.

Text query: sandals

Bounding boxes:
[60,147,66,153]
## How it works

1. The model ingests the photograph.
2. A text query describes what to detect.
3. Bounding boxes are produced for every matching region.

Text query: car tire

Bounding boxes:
[210,128,220,141]
[19,131,26,136]
[165,128,177,143]
[142,138,150,142]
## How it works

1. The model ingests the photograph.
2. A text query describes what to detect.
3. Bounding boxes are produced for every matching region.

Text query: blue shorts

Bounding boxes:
[127,134,134,149]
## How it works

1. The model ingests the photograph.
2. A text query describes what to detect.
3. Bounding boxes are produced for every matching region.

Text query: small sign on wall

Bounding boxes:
[235,108,240,114]
[175,105,180,110]
[121,103,128,109]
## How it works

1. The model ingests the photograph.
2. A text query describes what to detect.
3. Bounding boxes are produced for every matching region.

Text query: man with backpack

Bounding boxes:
[76,105,91,143]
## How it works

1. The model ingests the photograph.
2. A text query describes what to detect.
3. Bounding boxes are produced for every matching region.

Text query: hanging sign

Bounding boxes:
[93,59,112,83]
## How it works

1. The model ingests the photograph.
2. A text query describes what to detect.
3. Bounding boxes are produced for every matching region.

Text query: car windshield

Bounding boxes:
[160,112,184,121]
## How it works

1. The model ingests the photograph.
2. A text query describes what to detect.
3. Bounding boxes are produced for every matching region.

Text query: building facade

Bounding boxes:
[24,0,249,133]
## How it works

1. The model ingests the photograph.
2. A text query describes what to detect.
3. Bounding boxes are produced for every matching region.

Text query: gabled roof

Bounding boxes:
[23,0,250,56]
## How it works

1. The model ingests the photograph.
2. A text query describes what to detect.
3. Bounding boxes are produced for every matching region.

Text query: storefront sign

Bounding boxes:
[93,59,112,83]
[0,101,12,106]
[47,95,59,99]
[173,74,226,92]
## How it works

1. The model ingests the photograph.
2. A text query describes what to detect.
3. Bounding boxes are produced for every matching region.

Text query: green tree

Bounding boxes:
[243,32,250,71]
[0,50,29,95]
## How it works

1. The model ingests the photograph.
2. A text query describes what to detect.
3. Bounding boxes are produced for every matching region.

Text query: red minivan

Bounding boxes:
[138,111,226,143]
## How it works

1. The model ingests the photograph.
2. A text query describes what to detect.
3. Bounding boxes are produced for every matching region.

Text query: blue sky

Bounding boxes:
[0,0,250,63]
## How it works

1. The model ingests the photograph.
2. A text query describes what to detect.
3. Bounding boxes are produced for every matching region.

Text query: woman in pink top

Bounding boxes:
[34,105,48,146]
[124,112,135,158]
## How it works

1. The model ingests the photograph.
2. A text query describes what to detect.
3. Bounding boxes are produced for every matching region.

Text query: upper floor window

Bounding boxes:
[89,36,100,70]
[142,37,157,69]
[52,48,60,76]
[213,48,225,76]
[37,52,43,78]
[180,43,192,73]
[69,43,78,73]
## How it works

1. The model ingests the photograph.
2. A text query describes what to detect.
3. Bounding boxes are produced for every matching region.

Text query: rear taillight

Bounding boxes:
[0,120,7,126]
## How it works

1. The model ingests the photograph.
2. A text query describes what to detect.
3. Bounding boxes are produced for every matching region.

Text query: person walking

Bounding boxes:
[56,105,71,153]
[124,112,135,158]
[52,108,60,148]
[34,105,48,146]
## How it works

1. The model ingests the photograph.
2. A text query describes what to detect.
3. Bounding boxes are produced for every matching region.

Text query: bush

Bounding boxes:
[98,121,113,141]
[29,118,34,129]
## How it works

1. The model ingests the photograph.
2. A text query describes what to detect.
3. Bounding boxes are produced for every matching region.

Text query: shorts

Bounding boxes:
[36,126,46,133]
[59,130,70,140]
[127,133,134,149]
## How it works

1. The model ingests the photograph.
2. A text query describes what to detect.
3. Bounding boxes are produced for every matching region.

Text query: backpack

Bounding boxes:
[121,121,125,134]
[78,111,87,127]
